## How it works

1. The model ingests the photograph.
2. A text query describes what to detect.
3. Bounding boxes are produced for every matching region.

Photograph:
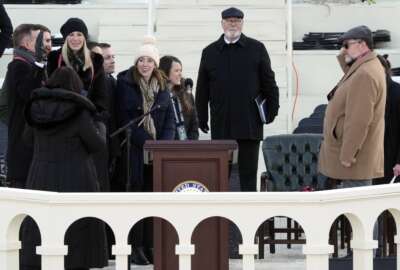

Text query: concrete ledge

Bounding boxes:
[175,244,195,255]
[351,240,378,250]
[239,244,258,255]
[112,245,131,255]
[303,244,334,255]
[0,241,21,252]
[36,245,68,256]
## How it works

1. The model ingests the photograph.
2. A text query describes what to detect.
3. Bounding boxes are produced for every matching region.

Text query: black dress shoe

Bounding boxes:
[131,247,150,265]
[144,247,154,264]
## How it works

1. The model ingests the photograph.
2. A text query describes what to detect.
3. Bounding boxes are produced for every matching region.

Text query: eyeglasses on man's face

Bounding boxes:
[342,40,362,49]
[223,18,243,25]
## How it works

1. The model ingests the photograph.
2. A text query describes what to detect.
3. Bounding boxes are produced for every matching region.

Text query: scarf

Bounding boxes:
[68,50,85,72]
[14,47,47,81]
[13,47,36,64]
[138,77,159,139]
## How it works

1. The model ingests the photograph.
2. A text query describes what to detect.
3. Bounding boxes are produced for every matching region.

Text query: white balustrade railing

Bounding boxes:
[1,184,400,270]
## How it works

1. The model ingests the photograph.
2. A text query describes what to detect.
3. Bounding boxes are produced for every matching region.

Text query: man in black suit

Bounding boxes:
[0,4,13,58]
[195,7,280,191]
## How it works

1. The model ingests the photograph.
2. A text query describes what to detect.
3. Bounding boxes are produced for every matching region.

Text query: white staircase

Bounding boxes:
[98,0,291,136]
[1,1,291,184]
[1,1,291,137]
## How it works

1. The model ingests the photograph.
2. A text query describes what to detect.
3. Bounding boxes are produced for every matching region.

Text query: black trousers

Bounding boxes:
[9,177,26,189]
[236,139,260,192]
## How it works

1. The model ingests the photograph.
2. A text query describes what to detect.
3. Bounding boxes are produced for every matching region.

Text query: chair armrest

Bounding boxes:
[260,171,272,192]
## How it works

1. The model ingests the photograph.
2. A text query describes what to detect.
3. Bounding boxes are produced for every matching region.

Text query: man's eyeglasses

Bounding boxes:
[224,18,243,24]
[342,40,361,49]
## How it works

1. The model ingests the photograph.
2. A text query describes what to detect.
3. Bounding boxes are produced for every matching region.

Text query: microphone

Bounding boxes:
[184,78,193,93]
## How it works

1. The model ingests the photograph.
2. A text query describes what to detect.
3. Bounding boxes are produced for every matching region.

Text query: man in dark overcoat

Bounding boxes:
[0,4,12,182]
[195,7,280,191]
[99,42,122,191]
[0,4,13,57]
[6,24,46,188]
[373,55,400,185]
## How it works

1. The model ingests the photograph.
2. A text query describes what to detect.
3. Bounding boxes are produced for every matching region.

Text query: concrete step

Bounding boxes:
[5,4,148,38]
[114,53,288,97]
[156,6,287,23]
[109,40,286,55]
[99,21,285,42]
[95,257,306,270]
[159,0,286,8]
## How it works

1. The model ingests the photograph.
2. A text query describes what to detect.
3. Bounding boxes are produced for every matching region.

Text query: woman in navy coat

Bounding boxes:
[115,36,175,265]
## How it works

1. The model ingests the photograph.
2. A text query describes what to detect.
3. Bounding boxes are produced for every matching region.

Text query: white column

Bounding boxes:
[351,240,377,270]
[176,244,195,270]
[239,244,258,270]
[0,241,21,270]
[147,0,154,35]
[37,245,68,270]
[112,244,131,270]
[303,244,333,270]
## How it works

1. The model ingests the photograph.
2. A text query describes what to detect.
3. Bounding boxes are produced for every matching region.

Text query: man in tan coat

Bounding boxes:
[319,25,386,188]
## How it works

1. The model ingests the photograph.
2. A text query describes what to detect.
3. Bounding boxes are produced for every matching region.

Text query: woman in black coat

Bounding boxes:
[20,67,108,270]
[159,55,199,140]
[47,17,109,191]
[115,36,175,265]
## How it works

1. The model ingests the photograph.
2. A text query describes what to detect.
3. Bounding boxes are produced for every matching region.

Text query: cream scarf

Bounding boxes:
[138,77,159,139]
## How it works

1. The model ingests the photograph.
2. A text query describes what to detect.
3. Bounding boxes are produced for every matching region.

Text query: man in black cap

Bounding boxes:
[0,4,13,58]
[196,7,280,192]
[319,25,386,189]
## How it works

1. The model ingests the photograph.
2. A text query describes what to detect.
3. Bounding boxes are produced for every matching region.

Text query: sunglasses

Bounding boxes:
[342,40,361,49]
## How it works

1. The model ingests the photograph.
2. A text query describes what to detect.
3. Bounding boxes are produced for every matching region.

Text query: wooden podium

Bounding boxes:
[144,140,237,270]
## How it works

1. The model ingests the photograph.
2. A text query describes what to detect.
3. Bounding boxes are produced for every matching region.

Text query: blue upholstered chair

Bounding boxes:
[258,134,327,257]
[292,103,326,134]
[262,134,327,192]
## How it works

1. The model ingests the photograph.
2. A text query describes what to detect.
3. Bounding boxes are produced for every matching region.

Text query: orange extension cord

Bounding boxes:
[291,61,300,121]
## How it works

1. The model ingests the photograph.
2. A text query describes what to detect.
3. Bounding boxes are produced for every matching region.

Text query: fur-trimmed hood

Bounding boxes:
[25,87,96,130]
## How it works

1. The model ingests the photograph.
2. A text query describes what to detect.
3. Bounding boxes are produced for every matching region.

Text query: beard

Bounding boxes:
[224,29,241,41]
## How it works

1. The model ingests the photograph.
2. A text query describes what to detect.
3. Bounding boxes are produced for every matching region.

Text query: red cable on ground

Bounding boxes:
[291,61,300,121]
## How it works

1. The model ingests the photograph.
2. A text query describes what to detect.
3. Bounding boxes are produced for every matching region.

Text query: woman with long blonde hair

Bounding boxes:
[47,17,110,192]
[47,17,108,114]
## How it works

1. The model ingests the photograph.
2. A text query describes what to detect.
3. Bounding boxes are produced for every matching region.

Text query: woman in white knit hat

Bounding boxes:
[115,36,175,265]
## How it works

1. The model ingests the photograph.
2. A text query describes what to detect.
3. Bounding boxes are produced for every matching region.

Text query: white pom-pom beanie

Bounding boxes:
[134,35,160,67]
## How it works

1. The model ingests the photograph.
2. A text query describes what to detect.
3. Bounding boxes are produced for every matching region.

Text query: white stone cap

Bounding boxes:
[351,240,378,250]
[303,244,334,255]
[175,244,195,255]
[36,245,68,256]
[0,241,21,251]
[112,244,131,255]
[239,244,258,255]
